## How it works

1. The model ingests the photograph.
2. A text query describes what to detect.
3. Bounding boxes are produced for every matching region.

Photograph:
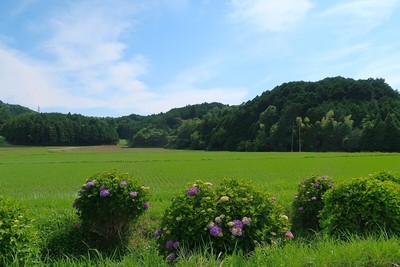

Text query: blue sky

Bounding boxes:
[1,0,400,117]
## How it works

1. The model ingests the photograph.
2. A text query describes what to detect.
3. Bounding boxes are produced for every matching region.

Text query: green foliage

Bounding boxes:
[0,135,5,146]
[73,171,151,250]
[38,210,88,259]
[0,195,39,265]
[130,126,167,147]
[156,178,291,261]
[370,170,400,183]
[291,175,334,232]
[320,177,400,237]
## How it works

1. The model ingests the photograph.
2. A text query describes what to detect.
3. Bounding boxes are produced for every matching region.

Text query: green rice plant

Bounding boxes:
[0,195,39,265]
[73,170,150,251]
[156,178,292,262]
[290,175,334,233]
[320,177,400,237]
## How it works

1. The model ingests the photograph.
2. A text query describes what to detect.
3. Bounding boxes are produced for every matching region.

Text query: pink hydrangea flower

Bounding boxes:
[284,231,294,239]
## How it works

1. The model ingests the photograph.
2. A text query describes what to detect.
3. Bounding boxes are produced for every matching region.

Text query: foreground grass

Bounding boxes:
[35,234,400,266]
[1,146,400,266]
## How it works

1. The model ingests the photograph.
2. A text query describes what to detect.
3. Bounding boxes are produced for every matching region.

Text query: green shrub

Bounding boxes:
[291,175,334,232]
[320,177,400,237]
[73,170,150,250]
[370,170,400,183]
[38,210,88,259]
[0,196,39,265]
[156,178,291,261]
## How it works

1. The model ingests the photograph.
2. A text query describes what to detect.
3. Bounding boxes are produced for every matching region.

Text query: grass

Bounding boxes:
[1,146,400,266]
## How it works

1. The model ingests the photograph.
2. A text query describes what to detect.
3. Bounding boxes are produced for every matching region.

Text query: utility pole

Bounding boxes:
[291,123,294,152]
[298,122,301,152]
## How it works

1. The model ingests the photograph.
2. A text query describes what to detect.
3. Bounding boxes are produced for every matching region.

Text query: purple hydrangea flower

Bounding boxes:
[321,176,326,180]
[85,181,95,188]
[143,202,150,209]
[305,178,310,181]
[165,240,174,249]
[329,182,334,186]
[314,183,320,188]
[119,180,127,186]
[154,229,161,237]
[232,219,243,229]
[166,253,176,262]
[100,189,110,197]
[284,231,294,239]
[99,185,106,191]
[298,207,304,211]
[130,191,138,198]
[187,187,199,196]
[208,223,222,237]
[173,241,180,249]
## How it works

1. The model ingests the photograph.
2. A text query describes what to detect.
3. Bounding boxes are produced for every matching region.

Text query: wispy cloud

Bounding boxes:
[0,46,99,110]
[228,0,314,32]
[0,0,250,116]
[320,0,399,33]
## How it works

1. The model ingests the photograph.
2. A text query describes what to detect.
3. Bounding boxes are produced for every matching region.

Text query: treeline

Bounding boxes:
[1,77,400,151]
[2,113,118,145]
[113,102,226,148]
[123,77,400,152]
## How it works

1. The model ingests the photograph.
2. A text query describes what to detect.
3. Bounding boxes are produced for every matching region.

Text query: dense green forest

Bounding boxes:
[2,113,119,146]
[1,77,400,151]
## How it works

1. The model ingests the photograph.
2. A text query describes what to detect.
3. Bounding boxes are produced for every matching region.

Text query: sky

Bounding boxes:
[1,0,400,117]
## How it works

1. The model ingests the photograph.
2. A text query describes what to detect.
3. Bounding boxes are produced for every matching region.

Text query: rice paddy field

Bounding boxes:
[1,146,400,266]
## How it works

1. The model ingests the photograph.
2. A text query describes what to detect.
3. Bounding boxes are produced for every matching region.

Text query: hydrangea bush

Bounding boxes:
[369,170,400,184]
[73,171,150,249]
[156,178,292,261]
[320,177,400,237]
[0,196,38,265]
[291,175,334,232]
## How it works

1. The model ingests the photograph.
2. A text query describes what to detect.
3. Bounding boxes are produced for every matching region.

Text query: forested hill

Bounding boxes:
[208,77,400,152]
[1,77,400,151]
[124,76,400,152]
[0,100,35,126]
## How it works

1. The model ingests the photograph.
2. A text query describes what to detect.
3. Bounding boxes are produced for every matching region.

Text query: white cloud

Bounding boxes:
[38,1,156,113]
[44,2,134,71]
[228,0,314,32]
[0,46,100,110]
[320,0,399,33]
